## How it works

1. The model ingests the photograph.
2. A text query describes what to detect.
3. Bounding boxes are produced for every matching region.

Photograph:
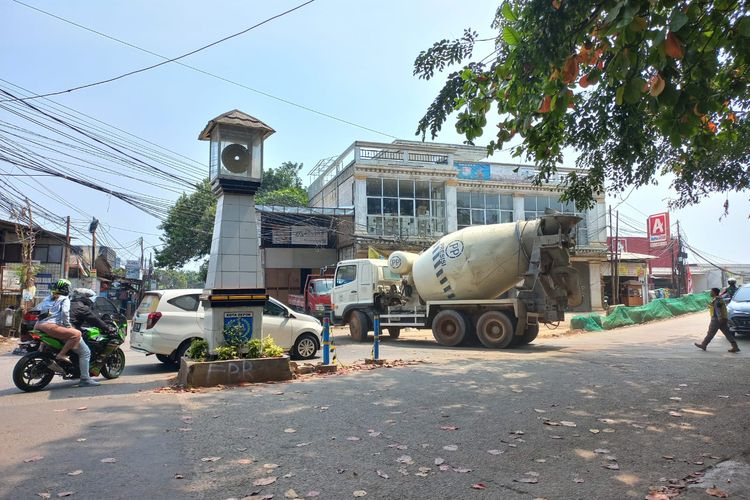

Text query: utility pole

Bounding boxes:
[140,237,144,272]
[89,217,99,276]
[14,200,36,312]
[609,206,615,305]
[614,210,620,306]
[63,216,71,278]
[676,220,683,297]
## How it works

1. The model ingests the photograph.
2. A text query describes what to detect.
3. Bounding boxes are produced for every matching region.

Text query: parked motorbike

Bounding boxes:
[13,317,127,392]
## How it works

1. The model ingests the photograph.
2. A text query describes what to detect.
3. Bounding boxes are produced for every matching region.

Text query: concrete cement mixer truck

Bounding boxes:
[331,211,582,348]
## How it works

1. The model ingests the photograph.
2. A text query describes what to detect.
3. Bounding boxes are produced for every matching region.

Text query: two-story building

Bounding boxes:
[307,140,608,311]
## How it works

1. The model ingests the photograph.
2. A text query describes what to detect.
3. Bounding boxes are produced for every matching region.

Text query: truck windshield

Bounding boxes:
[314,279,333,294]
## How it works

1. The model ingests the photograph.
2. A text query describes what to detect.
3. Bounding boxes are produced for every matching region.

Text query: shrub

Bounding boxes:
[186,339,208,361]
[215,345,238,360]
[245,337,285,358]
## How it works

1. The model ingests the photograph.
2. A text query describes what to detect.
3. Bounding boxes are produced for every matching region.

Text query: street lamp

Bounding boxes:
[198,110,274,355]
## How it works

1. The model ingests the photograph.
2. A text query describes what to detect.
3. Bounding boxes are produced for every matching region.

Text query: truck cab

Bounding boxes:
[332,259,400,334]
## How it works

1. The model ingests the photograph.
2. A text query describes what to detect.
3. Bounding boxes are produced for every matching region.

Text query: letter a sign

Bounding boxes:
[647,212,670,248]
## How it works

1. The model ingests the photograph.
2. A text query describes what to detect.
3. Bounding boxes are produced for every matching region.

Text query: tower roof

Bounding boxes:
[198,110,275,140]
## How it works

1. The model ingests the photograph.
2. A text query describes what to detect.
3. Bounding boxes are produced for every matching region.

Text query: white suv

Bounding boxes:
[130,289,322,364]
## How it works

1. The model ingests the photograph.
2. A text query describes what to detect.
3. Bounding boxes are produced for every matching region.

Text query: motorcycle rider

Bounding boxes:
[70,288,112,333]
[35,280,101,387]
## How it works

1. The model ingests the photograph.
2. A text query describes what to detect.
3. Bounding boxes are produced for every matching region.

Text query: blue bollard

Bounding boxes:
[373,313,380,360]
[322,312,330,365]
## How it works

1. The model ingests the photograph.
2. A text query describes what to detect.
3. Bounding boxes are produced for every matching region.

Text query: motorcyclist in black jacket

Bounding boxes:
[69,288,112,333]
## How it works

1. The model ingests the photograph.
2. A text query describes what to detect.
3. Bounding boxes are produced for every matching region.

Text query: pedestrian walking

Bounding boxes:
[694,287,740,353]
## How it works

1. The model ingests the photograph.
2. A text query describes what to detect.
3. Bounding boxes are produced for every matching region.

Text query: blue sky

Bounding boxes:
[2,0,748,267]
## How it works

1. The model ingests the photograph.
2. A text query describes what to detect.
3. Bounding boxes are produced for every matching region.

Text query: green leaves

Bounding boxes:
[502,26,520,45]
[415,0,750,211]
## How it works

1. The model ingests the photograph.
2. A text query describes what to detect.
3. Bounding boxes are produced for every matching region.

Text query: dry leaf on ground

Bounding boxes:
[435,458,445,465]
[200,457,220,463]
[37,494,51,499]
[594,449,610,454]
[353,491,367,497]
[645,492,670,500]
[346,437,361,441]
[396,455,414,465]
[668,411,682,417]
[487,450,503,455]
[24,456,44,463]
[57,493,74,498]
[560,421,577,427]
[376,470,389,479]
[453,467,471,473]
[706,488,729,498]
[263,463,279,469]
[443,445,458,451]
[174,474,184,479]
[76,438,86,442]
[100,458,117,464]
[77,407,87,411]
[66,470,83,476]
[306,492,320,497]
[284,428,297,433]
[440,425,459,431]
[515,477,538,484]
[603,463,620,470]
[471,483,487,490]
[253,476,277,486]
[285,489,298,498]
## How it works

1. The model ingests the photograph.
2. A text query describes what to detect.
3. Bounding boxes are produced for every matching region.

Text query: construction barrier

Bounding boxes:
[570,292,711,332]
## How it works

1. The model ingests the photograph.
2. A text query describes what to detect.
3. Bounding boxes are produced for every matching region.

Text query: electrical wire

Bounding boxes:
[2,0,317,103]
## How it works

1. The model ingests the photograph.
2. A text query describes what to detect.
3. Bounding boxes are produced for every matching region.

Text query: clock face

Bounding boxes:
[221,143,251,174]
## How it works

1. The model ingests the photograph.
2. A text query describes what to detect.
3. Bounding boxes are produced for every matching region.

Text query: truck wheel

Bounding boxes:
[386,327,401,339]
[432,310,469,347]
[349,311,369,342]
[476,311,514,349]
[514,325,539,346]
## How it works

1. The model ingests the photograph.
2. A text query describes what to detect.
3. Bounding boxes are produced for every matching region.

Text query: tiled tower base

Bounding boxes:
[203,193,266,354]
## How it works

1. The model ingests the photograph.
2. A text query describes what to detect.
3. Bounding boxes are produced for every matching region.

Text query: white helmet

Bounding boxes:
[71,288,97,301]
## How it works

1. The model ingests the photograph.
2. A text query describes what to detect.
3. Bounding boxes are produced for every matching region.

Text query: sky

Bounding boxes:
[1,0,748,269]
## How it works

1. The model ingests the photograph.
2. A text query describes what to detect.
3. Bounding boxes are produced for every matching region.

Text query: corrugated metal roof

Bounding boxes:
[198,110,275,140]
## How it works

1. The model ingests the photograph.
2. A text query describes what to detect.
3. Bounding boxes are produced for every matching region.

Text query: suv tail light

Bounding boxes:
[23,312,39,322]
[146,312,162,329]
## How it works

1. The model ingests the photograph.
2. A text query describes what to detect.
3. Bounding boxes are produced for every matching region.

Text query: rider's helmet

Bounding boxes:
[70,288,96,302]
[728,278,737,285]
[50,279,71,296]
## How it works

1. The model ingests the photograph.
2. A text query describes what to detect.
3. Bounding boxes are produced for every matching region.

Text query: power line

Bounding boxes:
[2,0,316,103]
[6,2,398,139]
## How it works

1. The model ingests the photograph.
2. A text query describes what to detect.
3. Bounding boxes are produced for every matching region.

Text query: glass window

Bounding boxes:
[264,300,287,316]
[313,279,333,294]
[471,192,484,208]
[499,195,513,210]
[432,201,445,218]
[168,294,200,312]
[457,192,471,208]
[47,245,63,263]
[524,196,537,211]
[501,211,514,223]
[367,198,382,215]
[335,265,357,286]
[485,194,499,209]
[399,179,414,198]
[415,181,430,199]
[472,209,486,225]
[366,178,381,196]
[383,179,398,197]
[486,210,499,224]
[399,199,414,216]
[431,184,445,199]
[137,293,160,314]
[416,200,429,217]
[457,209,471,227]
[383,198,398,215]
[33,246,48,262]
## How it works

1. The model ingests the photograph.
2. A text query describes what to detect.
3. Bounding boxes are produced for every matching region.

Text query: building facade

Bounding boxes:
[308,140,608,311]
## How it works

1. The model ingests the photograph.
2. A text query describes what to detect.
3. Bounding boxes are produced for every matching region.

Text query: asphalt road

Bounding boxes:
[1,313,748,500]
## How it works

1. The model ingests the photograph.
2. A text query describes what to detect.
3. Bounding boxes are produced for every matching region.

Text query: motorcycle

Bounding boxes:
[13,317,127,392]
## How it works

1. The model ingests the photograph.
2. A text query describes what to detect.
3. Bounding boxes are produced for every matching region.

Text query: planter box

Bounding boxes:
[177,355,293,388]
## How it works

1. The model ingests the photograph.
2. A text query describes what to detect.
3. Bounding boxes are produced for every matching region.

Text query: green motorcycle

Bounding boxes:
[13,319,127,392]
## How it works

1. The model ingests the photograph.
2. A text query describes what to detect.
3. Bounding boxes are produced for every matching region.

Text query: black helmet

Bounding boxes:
[51,279,71,296]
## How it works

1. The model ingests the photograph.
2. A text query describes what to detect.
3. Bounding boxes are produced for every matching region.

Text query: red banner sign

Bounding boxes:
[647,212,670,248]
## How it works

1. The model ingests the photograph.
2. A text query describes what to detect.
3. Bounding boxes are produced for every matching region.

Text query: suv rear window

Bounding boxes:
[168,294,200,312]
[137,294,160,314]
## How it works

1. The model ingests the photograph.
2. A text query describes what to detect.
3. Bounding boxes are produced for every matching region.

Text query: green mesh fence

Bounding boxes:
[570,292,711,331]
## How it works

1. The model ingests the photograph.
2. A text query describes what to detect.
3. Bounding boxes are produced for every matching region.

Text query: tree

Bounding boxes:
[415,1,750,210]
[153,268,204,289]
[155,162,308,269]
